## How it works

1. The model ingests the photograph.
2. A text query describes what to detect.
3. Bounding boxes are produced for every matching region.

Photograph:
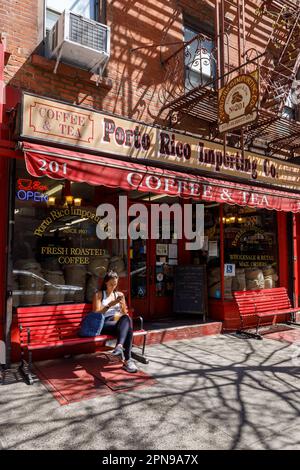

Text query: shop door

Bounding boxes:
[130,204,178,320]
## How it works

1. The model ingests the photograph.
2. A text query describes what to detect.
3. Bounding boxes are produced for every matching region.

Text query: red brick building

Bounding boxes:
[1,0,300,364]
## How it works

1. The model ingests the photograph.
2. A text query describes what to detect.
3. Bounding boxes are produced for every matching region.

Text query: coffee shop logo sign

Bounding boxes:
[23,94,293,190]
[34,207,101,237]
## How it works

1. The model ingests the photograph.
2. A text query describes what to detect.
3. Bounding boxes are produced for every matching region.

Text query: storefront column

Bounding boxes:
[293,213,299,309]
[0,157,9,343]
[277,212,289,290]
[220,204,225,301]
[0,35,4,139]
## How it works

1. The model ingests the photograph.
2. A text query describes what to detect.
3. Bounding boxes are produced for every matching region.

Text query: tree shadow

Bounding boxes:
[1,334,300,449]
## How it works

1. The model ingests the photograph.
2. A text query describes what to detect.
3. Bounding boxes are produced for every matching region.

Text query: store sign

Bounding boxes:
[17,179,49,191]
[20,93,300,192]
[16,178,49,202]
[224,264,235,277]
[218,71,259,132]
[16,190,48,202]
[34,207,101,237]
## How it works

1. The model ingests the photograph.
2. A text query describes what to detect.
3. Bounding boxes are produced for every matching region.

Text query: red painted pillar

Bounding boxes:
[0,158,8,343]
[293,213,299,308]
[0,37,4,130]
[0,34,7,343]
[220,204,224,300]
[277,212,289,289]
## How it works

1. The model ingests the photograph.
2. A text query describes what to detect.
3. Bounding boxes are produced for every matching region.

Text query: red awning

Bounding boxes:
[22,141,300,213]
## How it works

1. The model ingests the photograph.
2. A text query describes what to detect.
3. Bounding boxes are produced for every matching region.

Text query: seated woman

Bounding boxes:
[93,270,138,373]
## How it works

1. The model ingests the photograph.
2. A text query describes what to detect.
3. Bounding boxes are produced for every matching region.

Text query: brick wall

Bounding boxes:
[1,0,184,126]
[0,1,284,131]
[0,0,284,132]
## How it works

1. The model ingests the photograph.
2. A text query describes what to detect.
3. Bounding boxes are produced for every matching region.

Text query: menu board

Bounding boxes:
[173,266,207,318]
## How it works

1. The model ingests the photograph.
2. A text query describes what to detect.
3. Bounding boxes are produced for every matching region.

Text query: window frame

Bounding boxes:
[43,0,101,37]
[183,15,216,91]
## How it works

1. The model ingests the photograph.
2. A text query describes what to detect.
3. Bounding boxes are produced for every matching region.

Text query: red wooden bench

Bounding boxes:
[16,303,148,385]
[234,287,300,339]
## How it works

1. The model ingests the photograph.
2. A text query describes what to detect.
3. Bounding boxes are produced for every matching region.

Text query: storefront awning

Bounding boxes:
[21,141,300,213]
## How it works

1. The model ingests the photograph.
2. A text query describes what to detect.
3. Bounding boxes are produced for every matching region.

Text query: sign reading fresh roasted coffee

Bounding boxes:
[218,70,259,132]
[19,92,300,192]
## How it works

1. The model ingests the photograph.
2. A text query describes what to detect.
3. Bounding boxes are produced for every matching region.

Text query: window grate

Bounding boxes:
[69,13,107,52]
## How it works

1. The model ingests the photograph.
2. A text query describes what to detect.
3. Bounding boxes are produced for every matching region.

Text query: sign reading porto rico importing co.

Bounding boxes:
[218,70,259,133]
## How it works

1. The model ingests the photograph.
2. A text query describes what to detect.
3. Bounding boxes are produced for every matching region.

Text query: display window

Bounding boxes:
[191,203,279,300]
[223,205,278,298]
[13,161,128,307]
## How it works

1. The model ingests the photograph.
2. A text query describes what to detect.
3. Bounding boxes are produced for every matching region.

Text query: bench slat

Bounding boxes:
[25,329,147,350]
[18,317,86,327]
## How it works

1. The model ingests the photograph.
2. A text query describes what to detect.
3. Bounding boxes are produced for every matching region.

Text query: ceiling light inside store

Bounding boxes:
[49,218,89,233]
[141,193,176,202]
[47,197,56,206]
[46,184,64,197]
[205,203,220,208]
[73,198,82,206]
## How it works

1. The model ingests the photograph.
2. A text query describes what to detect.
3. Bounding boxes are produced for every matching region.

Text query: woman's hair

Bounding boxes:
[101,270,119,291]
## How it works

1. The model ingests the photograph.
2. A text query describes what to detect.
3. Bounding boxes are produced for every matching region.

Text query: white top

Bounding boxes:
[101,290,122,319]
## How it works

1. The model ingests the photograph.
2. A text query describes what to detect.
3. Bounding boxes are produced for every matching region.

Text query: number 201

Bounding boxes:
[38,159,67,174]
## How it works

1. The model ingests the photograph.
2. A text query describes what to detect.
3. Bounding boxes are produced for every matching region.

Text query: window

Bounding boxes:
[282,89,296,121]
[13,161,128,307]
[184,20,216,90]
[282,69,300,121]
[191,204,278,300]
[45,0,98,32]
[223,206,278,299]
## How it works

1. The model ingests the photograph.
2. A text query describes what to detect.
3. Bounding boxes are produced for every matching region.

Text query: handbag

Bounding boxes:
[78,311,105,337]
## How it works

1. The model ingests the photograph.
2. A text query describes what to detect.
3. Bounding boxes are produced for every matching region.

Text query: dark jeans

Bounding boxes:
[101,315,133,360]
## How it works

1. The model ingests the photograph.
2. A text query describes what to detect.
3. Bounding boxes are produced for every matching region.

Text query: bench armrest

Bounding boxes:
[132,316,144,331]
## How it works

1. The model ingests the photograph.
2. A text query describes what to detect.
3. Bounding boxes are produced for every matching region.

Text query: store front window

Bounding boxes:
[13,161,127,307]
[191,203,279,300]
[223,205,278,299]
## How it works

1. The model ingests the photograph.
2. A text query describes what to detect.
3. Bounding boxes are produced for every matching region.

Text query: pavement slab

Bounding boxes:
[1,333,300,450]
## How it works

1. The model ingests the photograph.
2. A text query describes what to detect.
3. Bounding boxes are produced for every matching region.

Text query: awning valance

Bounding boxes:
[22,141,300,213]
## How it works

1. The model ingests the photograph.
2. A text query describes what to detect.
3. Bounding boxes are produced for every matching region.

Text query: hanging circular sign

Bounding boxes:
[218,70,259,132]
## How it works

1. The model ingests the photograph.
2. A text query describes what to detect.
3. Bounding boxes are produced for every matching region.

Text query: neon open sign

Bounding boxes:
[16,190,49,202]
[16,179,49,202]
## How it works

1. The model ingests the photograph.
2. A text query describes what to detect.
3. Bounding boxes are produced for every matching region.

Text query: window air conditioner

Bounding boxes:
[47,10,110,75]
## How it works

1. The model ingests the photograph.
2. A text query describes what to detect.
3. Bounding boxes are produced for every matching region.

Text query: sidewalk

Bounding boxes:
[1,333,300,450]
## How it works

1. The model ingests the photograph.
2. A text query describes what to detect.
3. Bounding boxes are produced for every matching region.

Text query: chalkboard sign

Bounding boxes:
[173,265,207,319]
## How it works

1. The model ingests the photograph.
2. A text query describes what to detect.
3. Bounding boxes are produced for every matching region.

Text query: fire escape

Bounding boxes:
[246,0,300,156]
[160,0,300,159]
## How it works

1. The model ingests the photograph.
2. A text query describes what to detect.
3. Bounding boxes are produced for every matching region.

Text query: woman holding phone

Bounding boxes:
[92,270,138,373]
